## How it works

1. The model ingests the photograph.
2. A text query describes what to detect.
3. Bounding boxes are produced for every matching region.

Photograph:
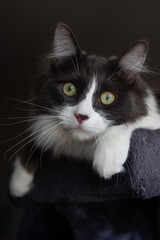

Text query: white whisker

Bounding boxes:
[0,126,32,145]
[4,95,53,112]
[0,119,37,126]
[75,54,80,76]
[70,57,79,78]
[27,123,63,171]
[4,121,58,159]
[27,121,61,162]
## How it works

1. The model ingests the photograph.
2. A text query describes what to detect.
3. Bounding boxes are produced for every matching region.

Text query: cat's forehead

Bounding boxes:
[80,55,118,78]
[83,55,108,67]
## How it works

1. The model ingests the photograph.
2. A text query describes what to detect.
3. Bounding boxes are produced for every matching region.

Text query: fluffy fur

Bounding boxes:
[10,23,160,197]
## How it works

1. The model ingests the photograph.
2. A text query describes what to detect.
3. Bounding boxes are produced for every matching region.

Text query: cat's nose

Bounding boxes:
[74,113,89,124]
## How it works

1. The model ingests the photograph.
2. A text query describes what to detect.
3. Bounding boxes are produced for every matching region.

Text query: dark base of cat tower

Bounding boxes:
[10,129,160,240]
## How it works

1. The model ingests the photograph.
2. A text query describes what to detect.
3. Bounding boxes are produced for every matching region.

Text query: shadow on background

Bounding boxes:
[0,0,160,239]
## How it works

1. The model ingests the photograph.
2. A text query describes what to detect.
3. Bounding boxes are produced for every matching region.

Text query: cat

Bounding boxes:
[9,23,160,197]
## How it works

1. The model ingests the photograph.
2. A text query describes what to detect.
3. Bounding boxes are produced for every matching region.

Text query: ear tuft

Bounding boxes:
[119,41,148,73]
[53,23,81,59]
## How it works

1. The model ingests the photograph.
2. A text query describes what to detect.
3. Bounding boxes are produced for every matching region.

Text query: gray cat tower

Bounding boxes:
[10,129,160,240]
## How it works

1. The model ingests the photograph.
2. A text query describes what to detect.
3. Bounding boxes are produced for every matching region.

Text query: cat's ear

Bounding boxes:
[119,41,148,73]
[52,23,81,60]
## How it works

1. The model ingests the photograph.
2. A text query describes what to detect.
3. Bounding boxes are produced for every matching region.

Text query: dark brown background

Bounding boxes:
[1,0,160,239]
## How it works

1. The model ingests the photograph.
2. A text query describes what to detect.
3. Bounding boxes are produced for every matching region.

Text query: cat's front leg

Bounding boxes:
[9,146,39,197]
[93,125,133,179]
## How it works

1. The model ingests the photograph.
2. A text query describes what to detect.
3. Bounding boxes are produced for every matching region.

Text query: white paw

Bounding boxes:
[93,125,132,179]
[9,158,34,197]
[93,140,128,179]
[93,158,125,179]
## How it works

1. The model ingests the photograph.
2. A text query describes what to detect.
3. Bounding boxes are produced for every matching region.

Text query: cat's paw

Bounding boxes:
[93,158,125,179]
[93,126,131,179]
[9,158,34,197]
[93,144,127,179]
[95,163,125,179]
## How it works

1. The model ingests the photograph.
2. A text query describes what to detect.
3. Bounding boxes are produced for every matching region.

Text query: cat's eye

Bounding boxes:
[63,82,77,97]
[100,91,115,105]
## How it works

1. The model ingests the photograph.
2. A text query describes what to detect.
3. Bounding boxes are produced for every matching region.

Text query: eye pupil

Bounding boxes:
[106,94,110,100]
[68,86,73,91]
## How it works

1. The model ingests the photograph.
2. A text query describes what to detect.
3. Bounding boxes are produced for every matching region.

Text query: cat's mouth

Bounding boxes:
[74,124,89,133]
[66,124,89,133]
[64,124,95,141]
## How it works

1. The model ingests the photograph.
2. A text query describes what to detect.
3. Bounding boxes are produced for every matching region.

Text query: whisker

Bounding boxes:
[6,120,60,162]
[27,123,63,171]
[14,97,38,106]
[3,95,53,112]
[0,126,32,145]
[70,57,79,78]
[106,67,119,83]
[4,132,35,159]
[39,125,63,173]
[125,162,135,197]
[4,121,57,158]
[75,54,80,76]
[14,106,48,113]
[0,119,38,126]
[39,147,44,175]
[0,116,36,120]
[40,124,63,174]
[27,122,59,163]
[7,135,39,163]
[115,173,119,187]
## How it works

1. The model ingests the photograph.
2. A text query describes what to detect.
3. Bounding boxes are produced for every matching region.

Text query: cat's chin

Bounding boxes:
[69,127,95,141]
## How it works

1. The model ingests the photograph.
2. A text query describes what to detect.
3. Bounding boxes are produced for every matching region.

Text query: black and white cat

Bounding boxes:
[10,23,160,197]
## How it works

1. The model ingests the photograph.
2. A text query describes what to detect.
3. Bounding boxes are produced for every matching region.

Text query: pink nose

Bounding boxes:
[74,113,89,124]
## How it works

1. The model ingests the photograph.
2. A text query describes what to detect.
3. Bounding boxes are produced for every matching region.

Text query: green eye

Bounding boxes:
[100,91,115,105]
[63,82,77,97]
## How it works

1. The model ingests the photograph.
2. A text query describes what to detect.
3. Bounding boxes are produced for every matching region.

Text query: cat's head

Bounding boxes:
[31,23,149,144]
